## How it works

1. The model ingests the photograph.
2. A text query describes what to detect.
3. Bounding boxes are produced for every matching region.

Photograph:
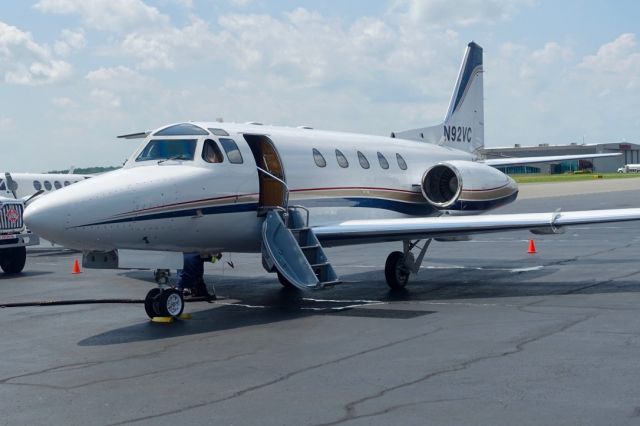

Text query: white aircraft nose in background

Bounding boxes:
[24,191,74,245]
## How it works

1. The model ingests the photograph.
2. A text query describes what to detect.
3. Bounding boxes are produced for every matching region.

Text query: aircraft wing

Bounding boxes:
[313,208,640,246]
[481,152,620,167]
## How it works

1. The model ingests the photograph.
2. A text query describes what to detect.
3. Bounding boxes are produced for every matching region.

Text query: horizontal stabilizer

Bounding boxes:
[482,152,621,167]
[313,207,640,247]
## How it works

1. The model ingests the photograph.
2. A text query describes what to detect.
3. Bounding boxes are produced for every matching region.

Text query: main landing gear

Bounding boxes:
[384,239,432,289]
[144,269,184,319]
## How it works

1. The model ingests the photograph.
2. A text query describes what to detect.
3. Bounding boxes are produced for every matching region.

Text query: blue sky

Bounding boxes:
[1,0,639,171]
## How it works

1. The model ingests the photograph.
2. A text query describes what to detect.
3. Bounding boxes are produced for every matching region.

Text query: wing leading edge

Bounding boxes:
[481,152,620,167]
[313,208,640,246]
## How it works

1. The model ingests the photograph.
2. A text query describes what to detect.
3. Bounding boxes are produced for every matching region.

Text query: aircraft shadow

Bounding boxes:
[0,270,52,280]
[78,288,341,346]
[79,260,640,346]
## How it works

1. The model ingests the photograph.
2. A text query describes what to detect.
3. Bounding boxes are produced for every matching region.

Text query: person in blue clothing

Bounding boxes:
[175,252,217,300]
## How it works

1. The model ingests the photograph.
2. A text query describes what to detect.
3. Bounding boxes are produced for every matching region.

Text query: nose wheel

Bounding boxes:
[144,288,184,319]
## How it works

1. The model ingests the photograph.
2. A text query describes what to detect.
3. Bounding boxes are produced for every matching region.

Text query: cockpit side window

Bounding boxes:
[0,179,5,191]
[219,138,243,164]
[136,139,197,162]
[202,139,224,163]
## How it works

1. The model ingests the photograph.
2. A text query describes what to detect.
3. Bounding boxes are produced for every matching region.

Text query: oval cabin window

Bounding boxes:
[377,152,389,169]
[313,148,326,167]
[357,151,370,169]
[335,149,349,168]
[396,153,408,170]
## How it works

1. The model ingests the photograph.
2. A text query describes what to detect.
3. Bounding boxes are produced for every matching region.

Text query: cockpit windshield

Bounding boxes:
[136,139,198,162]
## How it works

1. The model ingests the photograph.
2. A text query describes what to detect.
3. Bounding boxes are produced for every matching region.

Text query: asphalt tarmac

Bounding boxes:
[2,182,640,425]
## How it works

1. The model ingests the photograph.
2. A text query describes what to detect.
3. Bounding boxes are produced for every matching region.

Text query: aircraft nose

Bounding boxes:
[24,195,69,245]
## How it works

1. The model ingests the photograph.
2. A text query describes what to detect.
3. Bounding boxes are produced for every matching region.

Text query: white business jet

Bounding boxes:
[0,172,88,199]
[24,42,636,319]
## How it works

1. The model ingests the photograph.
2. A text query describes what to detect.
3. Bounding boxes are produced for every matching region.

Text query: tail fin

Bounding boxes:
[392,42,484,156]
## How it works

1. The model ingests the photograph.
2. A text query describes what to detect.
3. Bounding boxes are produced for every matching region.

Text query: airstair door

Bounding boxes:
[243,134,287,213]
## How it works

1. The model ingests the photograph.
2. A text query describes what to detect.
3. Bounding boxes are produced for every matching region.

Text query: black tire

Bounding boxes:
[157,288,184,318]
[277,271,298,290]
[0,247,26,274]
[144,288,162,319]
[385,251,410,289]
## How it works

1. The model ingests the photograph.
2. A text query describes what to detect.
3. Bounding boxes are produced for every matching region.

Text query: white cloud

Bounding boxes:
[53,28,86,56]
[119,18,217,69]
[90,88,121,107]
[85,65,146,85]
[391,0,535,27]
[52,97,75,107]
[34,0,168,32]
[578,33,640,93]
[0,21,71,85]
[0,115,13,129]
[520,41,573,80]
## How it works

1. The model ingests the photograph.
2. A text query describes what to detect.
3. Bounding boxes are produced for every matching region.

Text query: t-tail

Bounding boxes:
[392,41,484,156]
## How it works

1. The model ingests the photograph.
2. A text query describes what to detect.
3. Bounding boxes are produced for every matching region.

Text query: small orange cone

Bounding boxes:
[527,239,537,254]
[72,259,82,274]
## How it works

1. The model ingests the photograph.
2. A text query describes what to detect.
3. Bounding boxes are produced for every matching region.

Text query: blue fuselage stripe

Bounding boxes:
[75,194,516,228]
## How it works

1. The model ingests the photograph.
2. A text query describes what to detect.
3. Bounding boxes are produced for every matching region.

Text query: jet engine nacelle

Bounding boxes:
[421,160,518,212]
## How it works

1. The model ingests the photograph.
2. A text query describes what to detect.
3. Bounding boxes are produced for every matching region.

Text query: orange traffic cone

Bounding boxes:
[527,239,537,254]
[72,258,82,274]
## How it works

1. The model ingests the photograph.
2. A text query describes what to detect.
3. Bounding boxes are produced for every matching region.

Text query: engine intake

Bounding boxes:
[421,164,462,207]
[421,161,518,212]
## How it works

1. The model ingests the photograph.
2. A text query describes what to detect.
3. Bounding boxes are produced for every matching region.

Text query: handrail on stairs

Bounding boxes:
[256,166,289,225]
[256,168,311,228]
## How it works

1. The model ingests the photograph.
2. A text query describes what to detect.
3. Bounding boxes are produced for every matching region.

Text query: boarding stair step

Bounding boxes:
[261,208,340,290]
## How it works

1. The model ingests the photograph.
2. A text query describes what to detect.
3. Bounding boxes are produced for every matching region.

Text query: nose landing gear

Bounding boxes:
[144,287,184,319]
[144,269,185,319]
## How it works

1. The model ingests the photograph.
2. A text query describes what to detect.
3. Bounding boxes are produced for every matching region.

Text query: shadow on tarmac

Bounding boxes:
[78,261,640,346]
[0,270,52,281]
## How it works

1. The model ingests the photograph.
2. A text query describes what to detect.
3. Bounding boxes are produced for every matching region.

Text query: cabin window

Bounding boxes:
[335,149,349,168]
[396,153,408,170]
[377,152,389,169]
[44,181,52,191]
[0,179,5,191]
[219,138,243,164]
[64,181,71,187]
[136,139,197,162]
[357,151,370,169]
[313,148,326,167]
[202,139,224,163]
[54,181,62,189]
[153,123,209,136]
[33,181,42,191]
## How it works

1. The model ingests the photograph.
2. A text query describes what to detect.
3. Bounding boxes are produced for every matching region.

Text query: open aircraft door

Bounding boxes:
[242,134,287,214]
